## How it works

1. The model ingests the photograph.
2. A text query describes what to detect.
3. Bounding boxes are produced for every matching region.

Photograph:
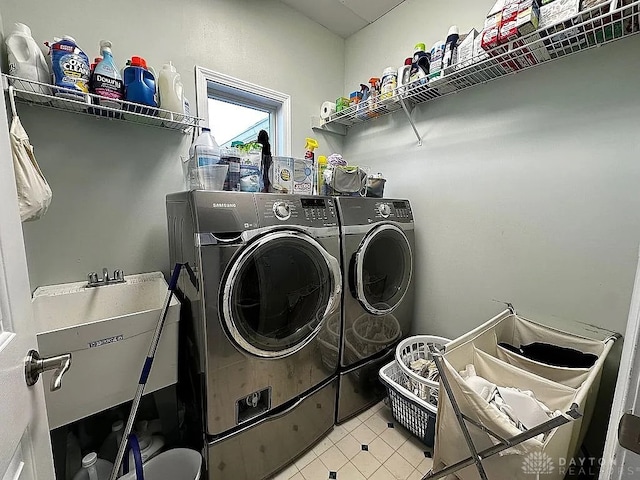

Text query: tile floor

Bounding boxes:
[269,399,459,480]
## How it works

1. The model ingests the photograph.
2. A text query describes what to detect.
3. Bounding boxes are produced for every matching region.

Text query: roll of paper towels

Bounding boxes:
[320,101,336,120]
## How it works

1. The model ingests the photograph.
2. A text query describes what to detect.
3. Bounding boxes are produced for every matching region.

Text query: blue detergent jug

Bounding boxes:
[123,56,157,116]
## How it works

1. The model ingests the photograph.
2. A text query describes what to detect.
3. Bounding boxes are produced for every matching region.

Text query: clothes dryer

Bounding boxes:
[335,197,415,422]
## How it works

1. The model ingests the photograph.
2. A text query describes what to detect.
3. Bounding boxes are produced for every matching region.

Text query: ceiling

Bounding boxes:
[279,0,407,38]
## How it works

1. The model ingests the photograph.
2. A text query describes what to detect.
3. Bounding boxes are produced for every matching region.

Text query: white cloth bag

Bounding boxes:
[10,115,52,221]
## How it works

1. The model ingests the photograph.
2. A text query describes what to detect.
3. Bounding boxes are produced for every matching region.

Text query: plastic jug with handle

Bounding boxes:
[72,453,113,480]
[123,56,158,116]
[5,23,51,95]
[158,62,184,120]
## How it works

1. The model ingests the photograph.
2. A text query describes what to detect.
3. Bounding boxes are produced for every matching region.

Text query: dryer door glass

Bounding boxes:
[223,230,340,358]
[355,224,412,315]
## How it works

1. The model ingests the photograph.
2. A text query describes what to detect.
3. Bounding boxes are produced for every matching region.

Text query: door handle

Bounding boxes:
[618,413,640,455]
[25,349,72,391]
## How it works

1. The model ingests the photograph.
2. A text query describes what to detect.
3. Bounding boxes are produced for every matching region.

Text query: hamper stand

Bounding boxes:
[421,305,621,480]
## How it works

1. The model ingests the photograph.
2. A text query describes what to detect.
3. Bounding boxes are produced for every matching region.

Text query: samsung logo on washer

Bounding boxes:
[212,203,237,208]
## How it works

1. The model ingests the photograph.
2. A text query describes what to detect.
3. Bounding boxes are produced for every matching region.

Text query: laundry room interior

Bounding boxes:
[1,0,640,479]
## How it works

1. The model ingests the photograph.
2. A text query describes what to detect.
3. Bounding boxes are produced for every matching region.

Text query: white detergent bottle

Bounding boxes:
[158,62,184,119]
[5,23,51,95]
[72,453,113,480]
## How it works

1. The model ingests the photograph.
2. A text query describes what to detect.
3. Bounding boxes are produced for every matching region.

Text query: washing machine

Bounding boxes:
[335,197,415,422]
[166,191,342,480]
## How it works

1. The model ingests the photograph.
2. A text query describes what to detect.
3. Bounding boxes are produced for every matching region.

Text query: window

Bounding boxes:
[195,67,291,155]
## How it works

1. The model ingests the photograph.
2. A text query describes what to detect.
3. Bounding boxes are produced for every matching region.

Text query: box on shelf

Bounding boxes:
[268,157,294,194]
[517,0,541,34]
[455,28,479,69]
[539,0,580,29]
[335,97,350,112]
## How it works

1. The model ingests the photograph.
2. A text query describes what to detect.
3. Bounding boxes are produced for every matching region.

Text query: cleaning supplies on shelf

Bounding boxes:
[158,62,184,119]
[409,44,430,86]
[48,36,90,99]
[335,96,350,112]
[317,155,328,196]
[428,40,446,80]
[268,157,295,194]
[239,142,263,192]
[6,23,51,95]
[355,83,370,120]
[72,453,113,480]
[367,77,380,117]
[127,420,164,465]
[397,57,413,94]
[90,40,123,112]
[380,67,397,101]
[123,56,158,113]
[296,138,318,195]
[442,25,460,72]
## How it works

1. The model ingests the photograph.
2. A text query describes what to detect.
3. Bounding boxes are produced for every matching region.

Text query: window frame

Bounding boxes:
[195,66,291,156]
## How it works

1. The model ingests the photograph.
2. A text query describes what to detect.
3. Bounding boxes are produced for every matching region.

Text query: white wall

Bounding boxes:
[343,0,640,456]
[0,0,345,288]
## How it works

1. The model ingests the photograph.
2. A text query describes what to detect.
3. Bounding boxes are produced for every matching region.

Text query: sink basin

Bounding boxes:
[32,272,180,429]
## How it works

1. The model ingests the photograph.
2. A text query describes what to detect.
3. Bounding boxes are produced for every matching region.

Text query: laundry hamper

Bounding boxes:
[379,360,439,448]
[431,308,619,480]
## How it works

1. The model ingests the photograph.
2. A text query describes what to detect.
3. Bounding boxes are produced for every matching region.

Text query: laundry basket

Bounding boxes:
[432,309,619,480]
[379,360,438,448]
[395,335,451,408]
[317,314,340,371]
[351,307,401,357]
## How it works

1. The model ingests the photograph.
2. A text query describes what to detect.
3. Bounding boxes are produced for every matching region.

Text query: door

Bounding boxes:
[0,92,55,478]
[221,229,341,358]
[600,247,640,479]
[353,223,413,315]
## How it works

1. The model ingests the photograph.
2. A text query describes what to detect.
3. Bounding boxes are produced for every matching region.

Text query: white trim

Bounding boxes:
[599,247,640,480]
[194,66,291,156]
[0,331,15,354]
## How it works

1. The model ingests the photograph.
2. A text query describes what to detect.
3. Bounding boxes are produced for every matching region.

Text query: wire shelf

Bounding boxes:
[2,74,203,133]
[321,0,640,132]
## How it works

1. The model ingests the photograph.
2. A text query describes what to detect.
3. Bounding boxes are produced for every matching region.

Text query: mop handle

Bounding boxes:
[109,263,183,480]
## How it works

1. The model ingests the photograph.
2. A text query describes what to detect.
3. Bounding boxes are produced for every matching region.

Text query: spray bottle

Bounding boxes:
[304,138,319,194]
[367,77,380,118]
[317,155,328,196]
[356,83,370,120]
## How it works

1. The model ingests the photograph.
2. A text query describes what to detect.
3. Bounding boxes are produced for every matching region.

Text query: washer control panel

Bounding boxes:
[373,200,413,222]
[257,194,338,227]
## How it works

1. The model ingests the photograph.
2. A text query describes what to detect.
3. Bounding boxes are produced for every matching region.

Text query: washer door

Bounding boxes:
[222,230,342,358]
[354,224,413,315]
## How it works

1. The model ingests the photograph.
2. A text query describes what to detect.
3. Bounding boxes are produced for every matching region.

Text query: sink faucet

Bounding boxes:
[87,267,126,287]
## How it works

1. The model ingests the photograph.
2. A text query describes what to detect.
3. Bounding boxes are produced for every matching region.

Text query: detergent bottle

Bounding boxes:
[158,62,184,119]
[48,35,90,99]
[397,57,412,94]
[429,40,446,80]
[442,26,460,72]
[5,23,50,94]
[123,56,158,115]
[356,83,370,120]
[91,40,123,111]
[409,44,430,86]
[380,67,397,101]
[317,155,328,196]
[367,77,380,118]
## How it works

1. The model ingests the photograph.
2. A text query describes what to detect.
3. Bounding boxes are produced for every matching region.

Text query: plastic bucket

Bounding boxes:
[118,448,201,480]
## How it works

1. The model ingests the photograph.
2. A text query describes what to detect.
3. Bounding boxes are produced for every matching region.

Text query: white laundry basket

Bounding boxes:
[432,309,619,480]
[118,449,201,480]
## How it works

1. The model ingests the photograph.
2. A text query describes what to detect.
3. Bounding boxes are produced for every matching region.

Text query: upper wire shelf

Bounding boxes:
[2,74,203,133]
[320,0,640,133]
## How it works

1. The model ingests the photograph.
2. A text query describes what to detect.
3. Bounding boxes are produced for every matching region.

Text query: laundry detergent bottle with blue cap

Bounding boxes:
[90,40,123,111]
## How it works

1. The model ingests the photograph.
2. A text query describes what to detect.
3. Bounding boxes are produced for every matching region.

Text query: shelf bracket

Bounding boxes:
[399,97,421,146]
[7,85,17,118]
[310,116,347,136]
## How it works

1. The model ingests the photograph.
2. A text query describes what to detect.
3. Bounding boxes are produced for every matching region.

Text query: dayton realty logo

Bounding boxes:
[522,452,555,478]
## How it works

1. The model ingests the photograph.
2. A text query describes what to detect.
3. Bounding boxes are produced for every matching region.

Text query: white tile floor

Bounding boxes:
[270,399,459,480]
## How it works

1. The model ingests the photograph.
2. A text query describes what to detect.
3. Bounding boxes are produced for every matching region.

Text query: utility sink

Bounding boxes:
[32,272,180,429]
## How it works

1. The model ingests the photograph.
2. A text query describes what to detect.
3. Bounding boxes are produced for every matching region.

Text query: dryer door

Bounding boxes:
[222,230,341,358]
[354,224,413,315]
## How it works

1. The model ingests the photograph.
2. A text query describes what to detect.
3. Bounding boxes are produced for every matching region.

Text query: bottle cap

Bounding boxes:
[82,453,98,468]
[62,35,77,43]
[318,155,327,165]
[163,62,177,72]
[112,420,124,432]
[404,57,412,65]
[231,141,244,147]
[99,40,113,53]
[305,138,319,151]
[382,67,396,77]
[130,56,147,68]
[447,25,459,37]
[414,43,426,52]
[369,77,380,85]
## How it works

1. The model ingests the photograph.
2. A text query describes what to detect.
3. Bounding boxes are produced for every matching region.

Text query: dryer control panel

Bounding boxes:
[373,200,413,222]
[256,194,338,228]
[335,197,413,226]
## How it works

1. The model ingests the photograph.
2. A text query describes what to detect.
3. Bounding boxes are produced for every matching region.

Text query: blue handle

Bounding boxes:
[168,263,182,291]
[123,434,144,480]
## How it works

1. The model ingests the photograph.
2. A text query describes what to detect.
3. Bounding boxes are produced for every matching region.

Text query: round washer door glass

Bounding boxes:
[355,224,412,315]
[223,230,340,357]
